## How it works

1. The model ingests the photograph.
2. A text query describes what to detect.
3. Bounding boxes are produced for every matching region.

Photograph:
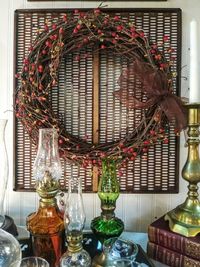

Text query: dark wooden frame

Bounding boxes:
[14,8,181,193]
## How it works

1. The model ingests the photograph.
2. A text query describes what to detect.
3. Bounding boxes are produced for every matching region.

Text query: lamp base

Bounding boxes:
[92,251,106,267]
[165,198,200,237]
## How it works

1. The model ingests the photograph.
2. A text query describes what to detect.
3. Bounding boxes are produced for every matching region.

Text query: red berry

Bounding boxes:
[163,35,169,42]
[23,58,29,65]
[130,26,135,32]
[114,15,120,21]
[129,147,134,153]
[111,32,117,37]
[74,9,79,14]
[73,28,78,34]
[44,25,49,31]
[163,138,169,144]
[59,27,64,34]
[94,9,100,15]
[101,44,106,49]
[140,31,145,37]
[45,40,52,47]
[116,25,123,31]
[79,12,85,18]
[98,29,102,35]
[76,24,82,30]
[150,130,155,135]
[123,147,129,153]
[31,64,36,71]
[53,34,58,40]
[42,49,47,55]
[83,37,89,43]
[52,24,57,30]
[38,65,43,73]
[143,140,150,145]
[119,142,124,148]
[142,147,148,153]
[59,139,63,144]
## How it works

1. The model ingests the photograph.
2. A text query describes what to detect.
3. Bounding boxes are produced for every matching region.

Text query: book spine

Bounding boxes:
[147,242,200,267]
[148,225,200,261]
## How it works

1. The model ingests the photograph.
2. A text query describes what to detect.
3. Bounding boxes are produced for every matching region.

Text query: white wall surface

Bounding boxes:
[0,0,199,232]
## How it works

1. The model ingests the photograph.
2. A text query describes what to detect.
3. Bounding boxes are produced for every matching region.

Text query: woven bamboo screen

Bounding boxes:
[14,8,181,193]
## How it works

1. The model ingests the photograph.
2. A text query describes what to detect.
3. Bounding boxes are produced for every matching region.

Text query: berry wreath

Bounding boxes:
[15,8,186,169]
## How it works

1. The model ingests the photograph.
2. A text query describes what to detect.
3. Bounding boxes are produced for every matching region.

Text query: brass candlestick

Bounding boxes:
[165,103,200,237]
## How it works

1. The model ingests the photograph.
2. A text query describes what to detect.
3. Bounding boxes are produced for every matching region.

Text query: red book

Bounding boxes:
[148,216,200,261]
[147,242,200,267]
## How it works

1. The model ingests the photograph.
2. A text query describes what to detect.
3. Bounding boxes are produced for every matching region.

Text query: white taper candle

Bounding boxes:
[189,20,200,103]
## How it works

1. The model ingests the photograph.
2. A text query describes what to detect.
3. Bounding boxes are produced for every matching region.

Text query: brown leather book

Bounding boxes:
[147,241,200,267]
[148,216,200,261]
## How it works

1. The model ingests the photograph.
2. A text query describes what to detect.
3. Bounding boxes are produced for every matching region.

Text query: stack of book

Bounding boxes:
[147,216,200,267]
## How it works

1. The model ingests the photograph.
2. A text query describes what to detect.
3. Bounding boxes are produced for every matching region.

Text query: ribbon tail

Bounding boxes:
[160,96,187,131]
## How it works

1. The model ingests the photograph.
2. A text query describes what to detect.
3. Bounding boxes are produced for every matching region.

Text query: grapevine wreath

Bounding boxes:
[15,8,187,169]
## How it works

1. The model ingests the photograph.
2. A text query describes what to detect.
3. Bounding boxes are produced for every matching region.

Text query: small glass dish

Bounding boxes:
[104,237,139,266]
[20,257,49,267]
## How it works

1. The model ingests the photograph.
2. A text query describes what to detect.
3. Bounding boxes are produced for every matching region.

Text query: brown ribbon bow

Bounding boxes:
[114,59,187,131]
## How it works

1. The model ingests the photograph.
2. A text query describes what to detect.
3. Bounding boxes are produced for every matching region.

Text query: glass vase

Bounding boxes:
[60,176,91,267]
[27,128,64,267]
[0,119,22,267]
[0,119,9,226]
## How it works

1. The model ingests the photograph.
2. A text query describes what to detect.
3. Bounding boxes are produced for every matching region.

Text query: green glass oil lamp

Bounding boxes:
[91,158,124,266]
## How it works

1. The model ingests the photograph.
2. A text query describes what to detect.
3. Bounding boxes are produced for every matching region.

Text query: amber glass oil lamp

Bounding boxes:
[27,128,64,267]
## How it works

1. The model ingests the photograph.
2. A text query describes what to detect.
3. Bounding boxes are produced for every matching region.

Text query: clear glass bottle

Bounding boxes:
[27,128,64,267]
[60,176,91,267]
[0,119,21,267]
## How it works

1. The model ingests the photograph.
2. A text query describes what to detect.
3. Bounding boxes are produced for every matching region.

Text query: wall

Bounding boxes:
[0,0,199,232]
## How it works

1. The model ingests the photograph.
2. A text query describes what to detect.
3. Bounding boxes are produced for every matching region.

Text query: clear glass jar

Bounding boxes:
[104,237,138,267]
